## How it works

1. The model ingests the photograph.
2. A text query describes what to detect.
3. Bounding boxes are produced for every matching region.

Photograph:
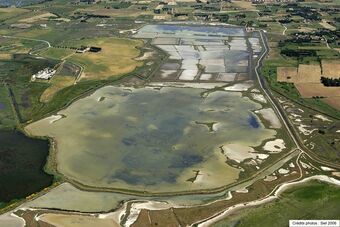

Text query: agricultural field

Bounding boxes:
[0,7,29,21]
[277,60,340,110]
[40,37,144,80]
[0,0,339,226]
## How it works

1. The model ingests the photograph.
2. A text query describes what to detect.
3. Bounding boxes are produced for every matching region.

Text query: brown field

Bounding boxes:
[277,64,322,83]
[0,53,12,60]
[73,38,143,80]
[39,213,119,227]
[298,27,316,33]
[40,75,75,103]
[319,20,336,31]
[78,7,153,18]
[19,12,57,23]
[41,37,144,80]
[277,67,298,82]
[321,59,340,77]
[323,97,340,110]
[295,83,340,98]
[0,8,28,13]
[297,64,321,83]
[231,1,257,10]
[277,62,340,110]
[0,7,29,21]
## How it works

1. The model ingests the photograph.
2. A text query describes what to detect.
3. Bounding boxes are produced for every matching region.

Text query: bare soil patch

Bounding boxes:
[323,97,340,110]
[40,76,75,103]
[295,83,340,98]
[277,67,298,82]
[232,1,256,10]
[19,12,57,23]
[319,20,336,31]
[0,53,12,60]
[321,59,340,77]
[297,64,321,83]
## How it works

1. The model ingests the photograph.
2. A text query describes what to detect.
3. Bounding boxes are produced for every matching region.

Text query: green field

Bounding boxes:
[213,181,340,227]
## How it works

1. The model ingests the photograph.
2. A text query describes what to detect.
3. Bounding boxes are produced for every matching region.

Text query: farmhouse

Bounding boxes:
[76,46,90,53]
[31,68,56,81]
[89,46,102,52]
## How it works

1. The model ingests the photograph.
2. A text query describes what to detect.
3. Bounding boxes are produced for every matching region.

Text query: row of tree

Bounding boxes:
[321,77,340,87]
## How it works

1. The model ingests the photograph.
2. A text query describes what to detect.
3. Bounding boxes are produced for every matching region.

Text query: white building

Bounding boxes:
[32,68,56,81]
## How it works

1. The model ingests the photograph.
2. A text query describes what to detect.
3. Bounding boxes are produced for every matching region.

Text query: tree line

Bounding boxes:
[321,76,340,87]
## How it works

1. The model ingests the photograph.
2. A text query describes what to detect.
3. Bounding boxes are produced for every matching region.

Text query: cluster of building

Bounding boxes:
[76,46,102,53]
[31,68,56,81]
[73,0,100,4]
[250,0,296,3]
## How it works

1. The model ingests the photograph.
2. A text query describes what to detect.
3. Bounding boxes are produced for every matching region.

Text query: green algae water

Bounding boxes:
[0,130,53,202]
[26,86,275,193]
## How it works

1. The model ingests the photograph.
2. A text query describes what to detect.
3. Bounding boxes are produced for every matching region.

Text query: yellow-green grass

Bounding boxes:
[40,75,75,103]
[18,12,57,23]
[231,1,257,10]
[0,8,29,21]
[76,6,153,18]
[15,28,53,39]
[41,37,144,80]
[0,53,12,60]
[40,48,74,60]
[0,39,37,54]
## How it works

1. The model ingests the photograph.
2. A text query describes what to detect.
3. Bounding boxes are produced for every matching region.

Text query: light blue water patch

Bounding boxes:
[248,114,260,129]
[135,24,245,38]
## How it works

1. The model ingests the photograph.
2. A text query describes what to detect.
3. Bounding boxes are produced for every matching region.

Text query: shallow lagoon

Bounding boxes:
[26,86,275,193]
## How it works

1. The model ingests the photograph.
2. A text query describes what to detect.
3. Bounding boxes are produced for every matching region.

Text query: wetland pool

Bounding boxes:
[0,130,53,203]
[26,86,275,193]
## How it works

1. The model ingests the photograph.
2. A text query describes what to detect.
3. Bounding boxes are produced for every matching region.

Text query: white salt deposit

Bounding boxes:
[264,175,277,182]
[314,114,332,122]
[222,144,257,163]
[251,93,267,103]
[278,168,289,174]
[257,154,269,160]
[321,166,335,171]
[224,83,252,91]
[179,69,198,80]
[297,124,317,135]
[199,73,213,80]
[255,108,281,128]
[263,139,286,153]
